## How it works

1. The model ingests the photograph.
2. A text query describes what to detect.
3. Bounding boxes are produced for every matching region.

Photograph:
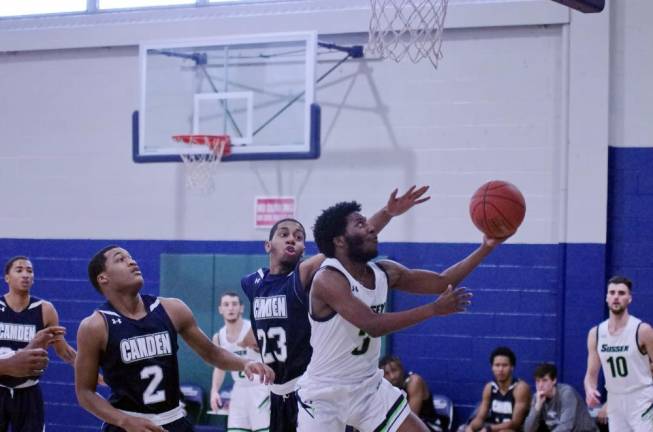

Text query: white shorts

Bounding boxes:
[227,383,271,431]
[296,371,410,432]
[608,389,653,432]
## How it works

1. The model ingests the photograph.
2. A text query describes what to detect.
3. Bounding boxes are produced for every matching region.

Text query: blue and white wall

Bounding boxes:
[0,0,651,429]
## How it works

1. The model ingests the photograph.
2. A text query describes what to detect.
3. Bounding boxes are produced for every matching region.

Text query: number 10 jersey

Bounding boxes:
[597,315,653,395]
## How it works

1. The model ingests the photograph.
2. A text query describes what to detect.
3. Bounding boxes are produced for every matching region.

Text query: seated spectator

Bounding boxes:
[380,354,449,431]
[460,346,531,432]
[524,363,597,431]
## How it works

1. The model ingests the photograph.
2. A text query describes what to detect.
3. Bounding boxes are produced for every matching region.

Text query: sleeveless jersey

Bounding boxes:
[241,262,312,386]
[302,258,388,385]
[487,379,519,424]
[98,295,182,414]
[216,319,262,386]
[405,372,438,424]
[0,295,45,388]
[597,315,653,394]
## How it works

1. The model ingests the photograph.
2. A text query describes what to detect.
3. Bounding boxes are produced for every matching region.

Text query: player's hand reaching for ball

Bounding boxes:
[432,285,472,316]
[482,234,509,248]
[244,361,275,385]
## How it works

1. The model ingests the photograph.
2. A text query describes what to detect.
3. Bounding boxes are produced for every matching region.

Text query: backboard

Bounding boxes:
[134,31,320,162]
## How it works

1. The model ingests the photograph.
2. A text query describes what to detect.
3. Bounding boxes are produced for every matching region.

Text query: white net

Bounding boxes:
[367,0,449,68]
[175,135,230,194]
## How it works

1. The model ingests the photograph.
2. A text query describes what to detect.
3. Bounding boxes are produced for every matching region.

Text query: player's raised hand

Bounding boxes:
[244,361,275,385]
[120,416,168,432]
[431,285,472,316]
[26,326,66,350]
[385,185,431,217]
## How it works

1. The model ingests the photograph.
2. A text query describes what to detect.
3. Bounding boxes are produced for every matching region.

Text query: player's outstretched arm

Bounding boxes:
[43,301,77,366]
[376,237,500,296]
[161,298,274,384]
[312,267,470,338]
[584,326,602,407]
[466,383,492,432]
[299,185,430,286]
[75,313,165,432]
[0,348,49,377]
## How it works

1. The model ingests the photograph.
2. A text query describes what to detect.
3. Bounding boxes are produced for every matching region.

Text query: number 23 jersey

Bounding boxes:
[241,263,312,386]
[98,295,182,414]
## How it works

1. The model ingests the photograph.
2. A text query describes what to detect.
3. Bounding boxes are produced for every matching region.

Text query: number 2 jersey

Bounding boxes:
[597,315,653,395]
[98,295,183,416]
[241,263,312,393]
[300,257,388,385]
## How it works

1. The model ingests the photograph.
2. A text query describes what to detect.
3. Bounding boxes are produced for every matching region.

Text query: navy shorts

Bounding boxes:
[270,391,299,432]
[0,384,44,432]
[102,416,194,432]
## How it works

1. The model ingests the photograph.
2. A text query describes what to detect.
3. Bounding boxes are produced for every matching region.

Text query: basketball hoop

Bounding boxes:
[367,0,449,68]
[172,134,231,193]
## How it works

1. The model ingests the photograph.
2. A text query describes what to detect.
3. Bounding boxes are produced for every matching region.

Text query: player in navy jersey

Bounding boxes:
[463,347,530,432]
[1,256,77,432]
[75,246,274,432]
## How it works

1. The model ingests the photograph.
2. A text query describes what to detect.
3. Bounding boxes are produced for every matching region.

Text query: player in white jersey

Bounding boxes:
[211,292,270,432]
[584,275,653,432]
[298,201,502,432]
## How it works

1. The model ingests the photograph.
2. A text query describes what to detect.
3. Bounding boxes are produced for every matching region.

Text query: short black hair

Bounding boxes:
[220,291,242,303]
[533,363,557,380]
[379,354,404,370]
[608,275,632,292]
[490,346,516,366]
[88,245,120,293]
[313,201,362,257]
[4,256,30,275]
[268,218,306,241]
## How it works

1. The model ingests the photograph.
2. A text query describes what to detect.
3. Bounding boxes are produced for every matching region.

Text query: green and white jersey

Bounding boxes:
[597,315,653,394]
[302,257,388,385]
[216,319,262,386]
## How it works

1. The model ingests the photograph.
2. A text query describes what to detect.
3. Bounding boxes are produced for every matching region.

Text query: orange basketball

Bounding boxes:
[469,180,526,238]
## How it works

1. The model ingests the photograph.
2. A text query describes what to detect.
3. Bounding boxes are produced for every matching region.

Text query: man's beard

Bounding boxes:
[345,235,378,263]
[610,304,626,315]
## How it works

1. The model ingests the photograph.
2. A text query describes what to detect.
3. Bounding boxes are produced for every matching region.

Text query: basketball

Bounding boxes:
[469,180,526,238]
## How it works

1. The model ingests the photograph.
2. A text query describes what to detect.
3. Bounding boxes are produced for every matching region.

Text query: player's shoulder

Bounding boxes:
[78,310,107,335]
[514,379,531,394]
[241,268,268,289]
[588,324,599,337]
[313,264,349,286]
